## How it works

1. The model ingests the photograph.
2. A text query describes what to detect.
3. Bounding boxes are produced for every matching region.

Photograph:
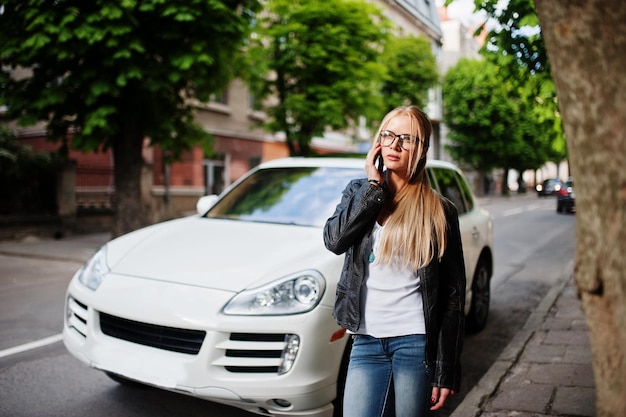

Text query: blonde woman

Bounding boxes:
[324,105,466,417]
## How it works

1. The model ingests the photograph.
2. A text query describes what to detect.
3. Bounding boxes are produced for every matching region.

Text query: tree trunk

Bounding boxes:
[110,129,146,238]
[535,1,626,416]
[501,167,510,195]
[516,171,526,194]
[285,135,296,156]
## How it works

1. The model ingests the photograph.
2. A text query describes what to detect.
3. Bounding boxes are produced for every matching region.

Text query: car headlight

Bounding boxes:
[223,270,326,315]
[77,246,110,291]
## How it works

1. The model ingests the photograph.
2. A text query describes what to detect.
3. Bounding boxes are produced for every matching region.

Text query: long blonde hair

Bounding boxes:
[375,106,448,270]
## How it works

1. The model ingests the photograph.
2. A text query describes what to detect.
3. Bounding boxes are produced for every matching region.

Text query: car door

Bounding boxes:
[428,167,481,303]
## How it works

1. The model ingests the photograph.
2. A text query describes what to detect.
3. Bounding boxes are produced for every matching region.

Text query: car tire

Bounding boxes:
[332,338,353,417]
[105,372,149,389]
[466,258,491,334]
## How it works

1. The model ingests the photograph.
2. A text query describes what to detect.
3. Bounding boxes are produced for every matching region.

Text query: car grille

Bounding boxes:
[218,333,288,373]
[67,296,89,338]
[99,313,206,355]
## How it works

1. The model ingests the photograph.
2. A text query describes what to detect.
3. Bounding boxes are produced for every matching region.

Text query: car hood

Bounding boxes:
[105,216,335,293]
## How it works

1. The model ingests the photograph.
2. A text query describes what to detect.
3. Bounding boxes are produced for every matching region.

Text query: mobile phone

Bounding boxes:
[376,154,384,174]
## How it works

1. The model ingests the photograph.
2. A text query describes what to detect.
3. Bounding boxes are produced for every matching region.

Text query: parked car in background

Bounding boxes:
[536,178,562,197]
[63,157,493,417]
[557,178,575,213]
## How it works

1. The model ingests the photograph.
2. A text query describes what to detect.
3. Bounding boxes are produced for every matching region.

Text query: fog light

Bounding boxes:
[278,334,300,374]
[65,296,73,326]
[272,399,292,408]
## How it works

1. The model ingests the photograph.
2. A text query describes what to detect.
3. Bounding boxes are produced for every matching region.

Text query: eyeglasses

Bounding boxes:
[379,130,419,151]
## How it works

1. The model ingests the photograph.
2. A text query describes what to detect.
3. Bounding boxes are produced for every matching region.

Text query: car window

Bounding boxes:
[205,167,362,227]
[456,171,475,212]
[428,167,473,215]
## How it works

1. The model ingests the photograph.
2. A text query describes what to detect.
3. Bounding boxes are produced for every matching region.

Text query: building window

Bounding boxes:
[210,90,228,105]
[203,154,228,195]
[249,93,262,112]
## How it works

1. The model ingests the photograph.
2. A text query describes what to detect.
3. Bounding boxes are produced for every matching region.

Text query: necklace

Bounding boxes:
[369,222,383,264]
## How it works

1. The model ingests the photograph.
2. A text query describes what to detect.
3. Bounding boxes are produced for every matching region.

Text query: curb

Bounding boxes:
[449,259,575,417]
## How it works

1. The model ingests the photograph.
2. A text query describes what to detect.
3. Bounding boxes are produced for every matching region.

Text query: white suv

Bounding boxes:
[63,157,493,417]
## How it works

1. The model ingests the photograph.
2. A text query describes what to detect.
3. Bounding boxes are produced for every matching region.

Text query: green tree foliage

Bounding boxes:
[0,125,18,163]
[443,0,566,193]
[380,34,439,111]
[480,0,566,164]
[443,58,518,173]
[0,0,260,236]
[507,66,563,171]
[0,125,63,215]
[245,0,389,156]
[477,0,547,73]
[450,0,566,165]
[444,56,561,193]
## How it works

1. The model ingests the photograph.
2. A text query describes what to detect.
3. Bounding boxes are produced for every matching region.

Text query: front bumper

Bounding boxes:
[63,273,347,417]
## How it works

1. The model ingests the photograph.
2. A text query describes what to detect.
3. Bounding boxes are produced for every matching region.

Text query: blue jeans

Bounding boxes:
[343,334,431,417]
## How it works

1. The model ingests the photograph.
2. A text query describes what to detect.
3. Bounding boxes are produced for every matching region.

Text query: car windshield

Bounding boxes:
[205,166,363,227]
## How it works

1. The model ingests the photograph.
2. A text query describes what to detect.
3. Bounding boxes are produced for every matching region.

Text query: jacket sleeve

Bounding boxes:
[323,179,386,255]
[434,199,466,392]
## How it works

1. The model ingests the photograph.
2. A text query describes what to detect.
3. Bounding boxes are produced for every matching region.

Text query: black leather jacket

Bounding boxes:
[323,178,466,392]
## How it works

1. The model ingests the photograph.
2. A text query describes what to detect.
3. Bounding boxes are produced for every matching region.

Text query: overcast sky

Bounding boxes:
[438,0,482,24]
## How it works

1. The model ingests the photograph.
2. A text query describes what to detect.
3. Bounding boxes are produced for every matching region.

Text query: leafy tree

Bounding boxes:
[443,0,566,193]
[245,0,389,156]
[444,56,561,194]
[492,50,564,190]
[460,0,567,167]
[443,58,521,193]
[477,0,547,74]
[0,125,18,163]
[380,34,439,111]
[0,125,62,215]
[507,66,563,184]
[0,0,260,236]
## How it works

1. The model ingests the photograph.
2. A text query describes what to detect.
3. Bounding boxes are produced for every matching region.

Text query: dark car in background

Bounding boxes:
[557,178,575,213]
[536,178,562,197]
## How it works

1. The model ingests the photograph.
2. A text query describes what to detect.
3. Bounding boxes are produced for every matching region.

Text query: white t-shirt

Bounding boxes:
[358,222,426,338]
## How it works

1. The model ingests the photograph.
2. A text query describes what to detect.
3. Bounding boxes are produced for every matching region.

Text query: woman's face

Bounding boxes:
[380,114,418,178]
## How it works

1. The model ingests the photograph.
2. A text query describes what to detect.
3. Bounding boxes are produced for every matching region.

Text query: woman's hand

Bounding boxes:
[365,141,383,184]
[430,387,455,410]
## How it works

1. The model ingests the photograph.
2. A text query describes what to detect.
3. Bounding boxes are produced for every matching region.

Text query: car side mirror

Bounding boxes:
[196,195,219,215]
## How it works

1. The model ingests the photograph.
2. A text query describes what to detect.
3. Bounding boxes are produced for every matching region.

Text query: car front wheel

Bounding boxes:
[333,338,353,417]
[466,258,491,333]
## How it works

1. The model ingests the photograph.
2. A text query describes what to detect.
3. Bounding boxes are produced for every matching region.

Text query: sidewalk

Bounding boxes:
[0,232,111,263]
[451,260,596,417]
